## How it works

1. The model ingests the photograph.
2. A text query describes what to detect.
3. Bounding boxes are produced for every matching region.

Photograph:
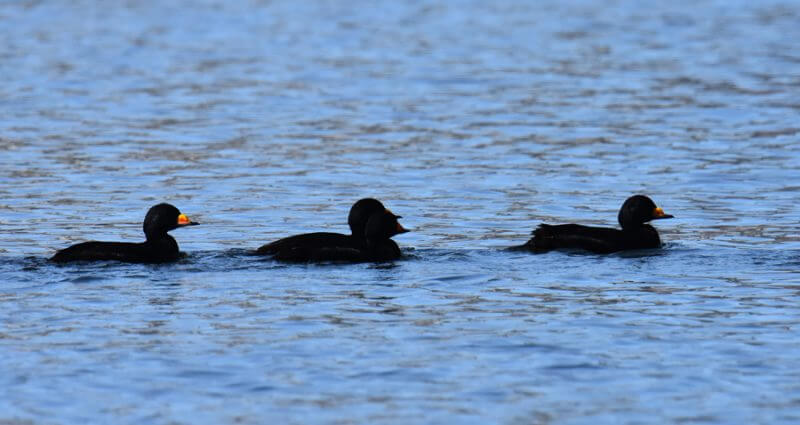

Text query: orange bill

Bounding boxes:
[177,213,192,225]
[652,207,674,219]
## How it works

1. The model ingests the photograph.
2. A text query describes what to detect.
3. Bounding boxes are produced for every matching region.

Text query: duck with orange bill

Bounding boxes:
[51,203,199,263]
[514,195,674,254]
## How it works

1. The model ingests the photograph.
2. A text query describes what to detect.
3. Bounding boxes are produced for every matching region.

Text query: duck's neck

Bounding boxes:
[145,233,179,249]
[622,224,660,238]
[621,223,650,232]
[365,235,381,248]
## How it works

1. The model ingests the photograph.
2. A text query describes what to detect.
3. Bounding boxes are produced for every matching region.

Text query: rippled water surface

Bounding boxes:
[2,0,800,423]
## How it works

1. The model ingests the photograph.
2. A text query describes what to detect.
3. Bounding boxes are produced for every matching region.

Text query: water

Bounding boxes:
[2,0,800,423]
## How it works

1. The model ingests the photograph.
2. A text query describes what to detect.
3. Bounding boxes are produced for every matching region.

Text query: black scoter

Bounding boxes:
[516,195,673,254]
[51,203,199,263]
[256,198,408,262]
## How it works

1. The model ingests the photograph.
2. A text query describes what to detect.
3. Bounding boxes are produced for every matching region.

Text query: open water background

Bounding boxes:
[2,0,800,423]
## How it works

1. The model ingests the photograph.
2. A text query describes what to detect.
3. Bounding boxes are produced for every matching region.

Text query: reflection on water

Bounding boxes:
[2,0,800,423]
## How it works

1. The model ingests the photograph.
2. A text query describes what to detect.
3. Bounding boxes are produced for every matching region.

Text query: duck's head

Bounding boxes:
[143,203,199,239]
[364,209,409,246]
[617,195,673,229]
[348,198,387,238]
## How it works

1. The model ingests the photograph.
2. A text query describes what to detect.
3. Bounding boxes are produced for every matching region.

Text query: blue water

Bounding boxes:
[2,0,800,423]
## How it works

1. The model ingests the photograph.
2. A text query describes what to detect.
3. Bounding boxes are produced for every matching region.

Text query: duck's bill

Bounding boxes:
[652,207,674,220]
[396,222,410,234]
[177,214,200,226]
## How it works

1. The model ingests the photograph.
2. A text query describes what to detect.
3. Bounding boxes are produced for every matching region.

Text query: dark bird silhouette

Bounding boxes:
[516,195,673,254]
[51,203,199,263]
[256,198,409,262]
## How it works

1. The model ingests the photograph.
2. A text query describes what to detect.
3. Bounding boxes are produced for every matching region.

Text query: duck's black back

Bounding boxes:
[522,223,662,254]
[256,231,404,263]
[256,232,369,262]
[51,236,181,263]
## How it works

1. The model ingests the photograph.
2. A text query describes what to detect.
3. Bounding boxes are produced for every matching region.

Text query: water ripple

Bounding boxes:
[3,0,800,424]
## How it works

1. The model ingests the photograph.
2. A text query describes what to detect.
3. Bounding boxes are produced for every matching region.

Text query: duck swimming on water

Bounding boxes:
[515,195,673,254]
[50,203,199,263]
[256,198,409,262]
